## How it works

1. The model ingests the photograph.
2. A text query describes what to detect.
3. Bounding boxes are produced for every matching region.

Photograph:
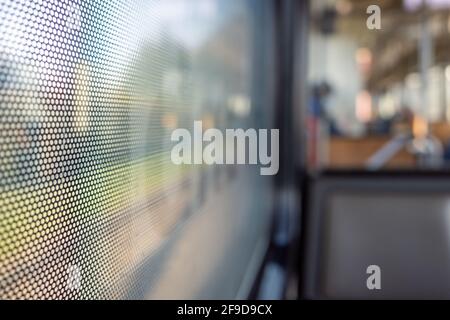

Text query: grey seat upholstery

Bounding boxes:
[302,173,450,299]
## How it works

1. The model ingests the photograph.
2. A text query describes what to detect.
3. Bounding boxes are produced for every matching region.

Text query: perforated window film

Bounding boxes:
[0,0,276,299]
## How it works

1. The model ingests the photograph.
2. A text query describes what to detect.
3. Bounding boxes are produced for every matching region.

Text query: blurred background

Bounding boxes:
[304,0,450,300]
[3,0,450,300]
[308,0,450,170]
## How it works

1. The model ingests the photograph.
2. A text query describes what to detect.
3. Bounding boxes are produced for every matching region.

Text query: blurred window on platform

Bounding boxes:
[307,0,450,171]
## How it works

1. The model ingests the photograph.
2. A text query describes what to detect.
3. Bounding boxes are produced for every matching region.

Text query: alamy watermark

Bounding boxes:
[366,264,381,290]
[170,121,279,176]
[67,265,81,290]
[366,5,381,30]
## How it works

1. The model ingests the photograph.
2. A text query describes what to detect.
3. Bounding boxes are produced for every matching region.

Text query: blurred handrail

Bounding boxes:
[366,133,411,170]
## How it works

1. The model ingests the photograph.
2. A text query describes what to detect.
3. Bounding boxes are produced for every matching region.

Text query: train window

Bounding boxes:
[0,0,278,299]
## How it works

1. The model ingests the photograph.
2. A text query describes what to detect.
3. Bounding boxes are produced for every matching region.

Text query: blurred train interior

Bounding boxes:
[3,0,450,300]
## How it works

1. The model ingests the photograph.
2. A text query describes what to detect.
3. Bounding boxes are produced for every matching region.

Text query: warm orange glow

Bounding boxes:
[202,114,215,130]
[336,0,352,15]
[161,112,178,129]
[355,48,372,75]
[355,90,372,123]
[412,115,428,139]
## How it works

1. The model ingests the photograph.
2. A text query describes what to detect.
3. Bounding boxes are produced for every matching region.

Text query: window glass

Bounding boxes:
[0,0,276,299]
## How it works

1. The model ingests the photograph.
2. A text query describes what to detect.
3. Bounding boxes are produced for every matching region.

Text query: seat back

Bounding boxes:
[302,172,450,299]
